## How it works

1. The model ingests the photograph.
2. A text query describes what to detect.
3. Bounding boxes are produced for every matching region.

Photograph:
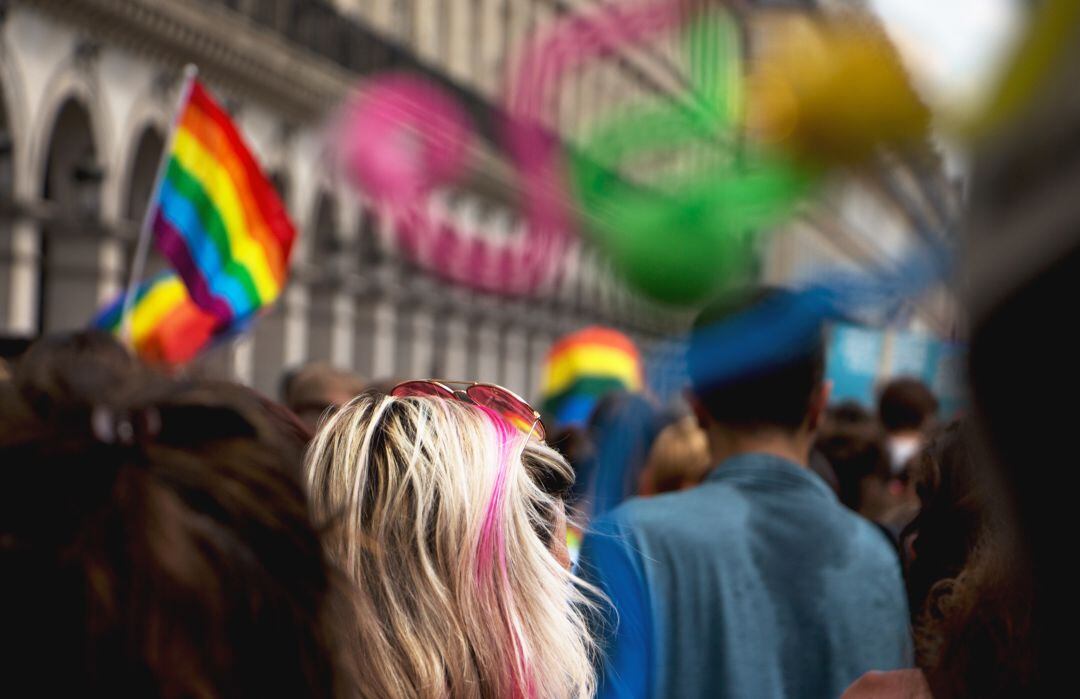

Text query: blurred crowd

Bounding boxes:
[0,267,1054,698]
[2,6,1076,696]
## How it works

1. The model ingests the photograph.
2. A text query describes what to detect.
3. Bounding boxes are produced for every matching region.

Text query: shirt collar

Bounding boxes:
[705,451,836,500]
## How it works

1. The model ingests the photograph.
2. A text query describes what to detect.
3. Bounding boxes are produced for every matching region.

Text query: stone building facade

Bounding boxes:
[0,0,954,402]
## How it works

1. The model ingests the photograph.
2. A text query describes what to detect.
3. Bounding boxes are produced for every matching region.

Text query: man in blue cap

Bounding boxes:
[578,287,910,698]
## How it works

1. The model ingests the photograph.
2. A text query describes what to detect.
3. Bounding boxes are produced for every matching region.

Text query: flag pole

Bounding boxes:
[120,63,199,342]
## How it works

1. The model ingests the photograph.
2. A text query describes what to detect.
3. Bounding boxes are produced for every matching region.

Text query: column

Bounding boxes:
[97,236,125,309]
[502,323,529,398]
[528,326,553,402]
[476,317,501,383]
[284,283,309,368]
[478,0,504,94]
[332,290,355,369]
[372,298,397,379]
[403,304,432,377]
[442,311,469,379]
[414,0,442,63]
[352,292,379,379]
[4,219,40,335]
[231,333,255,386]
[446,0,474,83]
[252,301,287,397]
[394,293,414,378]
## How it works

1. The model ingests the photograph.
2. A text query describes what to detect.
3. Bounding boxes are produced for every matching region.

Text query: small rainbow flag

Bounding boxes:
[154,80,295,324]
[540,326,644,427]
[94,272,225,365]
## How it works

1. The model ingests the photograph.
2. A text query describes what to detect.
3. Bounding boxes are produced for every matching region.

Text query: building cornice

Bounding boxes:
[21,0,531,200]
[25,0,354,122]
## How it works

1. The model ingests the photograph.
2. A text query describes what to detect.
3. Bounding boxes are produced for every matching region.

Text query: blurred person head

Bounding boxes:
[192,379,314,473]
[13,330,149,408]
[282,362,366,429]
[824,400,873,428]
[304,390,596,699]
[578,391,664,518]
[687,287,829,467]
[638,415,712,495]
[878,378,939,435]
[815,418,893,519]
[878,378,939,473]
[1,337,351,697]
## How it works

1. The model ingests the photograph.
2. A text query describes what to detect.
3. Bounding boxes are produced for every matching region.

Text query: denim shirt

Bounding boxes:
[578,453,911,699]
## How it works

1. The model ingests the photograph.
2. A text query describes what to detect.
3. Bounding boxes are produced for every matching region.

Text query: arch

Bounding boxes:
[27,61,113,208]
[357,201,384,265]
[0,35,29,202]
[37,97,104,334]
[120,124,173,281]
[0,83,13,201]
[0,41,20,201]
[251,160,295,394]
[306,189,341,363]
[124,125,165,222]
[0,51,17,330]
[41,98,101,208]
[310,188,342,258]
[269,169,292,209]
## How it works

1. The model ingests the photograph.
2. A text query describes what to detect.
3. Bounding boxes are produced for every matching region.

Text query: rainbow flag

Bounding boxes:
[94,272,225,365]
[154,80,295,324]
[540,326,644,427]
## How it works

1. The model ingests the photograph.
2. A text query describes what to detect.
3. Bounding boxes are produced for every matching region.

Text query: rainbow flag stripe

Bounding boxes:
[94,272,225,365]
[540,326,644,426]
[154,81,295,324]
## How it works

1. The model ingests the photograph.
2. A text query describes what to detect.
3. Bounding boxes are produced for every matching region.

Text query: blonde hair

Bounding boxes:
[643,416,712,494]
[305,391,597,699]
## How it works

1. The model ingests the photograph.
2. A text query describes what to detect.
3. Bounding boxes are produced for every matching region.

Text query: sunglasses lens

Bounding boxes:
[467,385,545,440]
[390,381,454,399]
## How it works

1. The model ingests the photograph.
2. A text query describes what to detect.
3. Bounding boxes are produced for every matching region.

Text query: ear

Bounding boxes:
[806,380,832,432]
[687,391,710,431]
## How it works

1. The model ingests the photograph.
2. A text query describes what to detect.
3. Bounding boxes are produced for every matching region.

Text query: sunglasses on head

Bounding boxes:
[390,379,546,441]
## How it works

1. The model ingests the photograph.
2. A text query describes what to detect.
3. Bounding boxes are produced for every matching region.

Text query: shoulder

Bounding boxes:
[841,670,932,699]
[846,510,902,567]
[600,480,739,531]
[584,485,745,568]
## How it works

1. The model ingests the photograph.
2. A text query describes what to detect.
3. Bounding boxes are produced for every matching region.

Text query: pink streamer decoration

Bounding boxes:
[341,0,685,295]
[343,74,472,207]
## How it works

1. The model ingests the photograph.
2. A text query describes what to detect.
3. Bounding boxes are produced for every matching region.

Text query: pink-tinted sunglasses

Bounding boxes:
[390,379,546,441]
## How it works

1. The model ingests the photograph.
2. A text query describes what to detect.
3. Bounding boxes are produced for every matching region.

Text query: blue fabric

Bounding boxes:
[578,452,911,699]
[158,178,252,316]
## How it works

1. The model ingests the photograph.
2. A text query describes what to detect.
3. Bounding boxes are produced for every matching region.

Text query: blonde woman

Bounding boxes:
[305,381,597,699]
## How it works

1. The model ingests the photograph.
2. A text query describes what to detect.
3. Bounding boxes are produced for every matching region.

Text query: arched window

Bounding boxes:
[357,204,384,266]
[124,126,170,279]
[39,98,103,334]
[306,190,339,363]
[0,83,14,331]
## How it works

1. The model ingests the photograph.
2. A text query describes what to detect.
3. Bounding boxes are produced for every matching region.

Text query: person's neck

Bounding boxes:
[707,426,811,469]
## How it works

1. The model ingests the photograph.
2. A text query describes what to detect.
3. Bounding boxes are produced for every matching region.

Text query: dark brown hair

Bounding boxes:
[878,377,939,433]
[908,422,1034,697]
[815,418,891,512]
[1,333,351,697]
[688,287,826,432]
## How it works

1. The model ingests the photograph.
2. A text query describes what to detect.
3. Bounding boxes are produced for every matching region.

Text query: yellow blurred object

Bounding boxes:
[965,0,1080,140]
[747,15,930,165]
